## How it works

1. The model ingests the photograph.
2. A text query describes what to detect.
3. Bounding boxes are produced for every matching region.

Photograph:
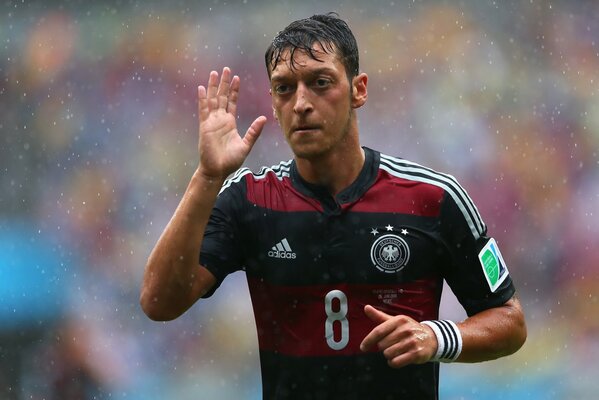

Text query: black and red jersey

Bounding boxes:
[200,147,515,399]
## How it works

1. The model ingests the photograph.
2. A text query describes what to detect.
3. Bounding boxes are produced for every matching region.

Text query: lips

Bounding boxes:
[293,125,320,133]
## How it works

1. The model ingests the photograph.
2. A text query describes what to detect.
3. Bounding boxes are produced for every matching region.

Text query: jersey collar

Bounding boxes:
[290,147,379,213]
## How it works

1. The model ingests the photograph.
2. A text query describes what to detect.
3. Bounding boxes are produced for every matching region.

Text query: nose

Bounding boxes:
[293,83,313,115]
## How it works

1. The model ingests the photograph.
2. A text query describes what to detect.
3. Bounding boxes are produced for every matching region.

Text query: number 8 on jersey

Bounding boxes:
[325,290,349,350]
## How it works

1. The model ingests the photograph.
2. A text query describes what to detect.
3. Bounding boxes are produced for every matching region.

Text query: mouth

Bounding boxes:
[293,125,320,134]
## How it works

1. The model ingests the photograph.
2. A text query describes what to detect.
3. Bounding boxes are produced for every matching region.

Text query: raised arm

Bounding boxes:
[140,67,267,321]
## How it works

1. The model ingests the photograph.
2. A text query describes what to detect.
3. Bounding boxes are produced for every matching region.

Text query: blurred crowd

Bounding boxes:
[1,1,598,399]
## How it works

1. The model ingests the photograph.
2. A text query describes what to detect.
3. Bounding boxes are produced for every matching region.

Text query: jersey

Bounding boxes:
[200,147,515,400]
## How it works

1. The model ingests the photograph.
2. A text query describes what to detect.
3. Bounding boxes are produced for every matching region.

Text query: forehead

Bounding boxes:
[269,43,344,80]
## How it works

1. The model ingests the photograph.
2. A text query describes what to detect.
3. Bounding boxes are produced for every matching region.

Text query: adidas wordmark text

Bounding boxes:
[268,238,296,259]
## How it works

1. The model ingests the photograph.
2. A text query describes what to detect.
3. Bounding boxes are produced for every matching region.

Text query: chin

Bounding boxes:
[291,145,330,160]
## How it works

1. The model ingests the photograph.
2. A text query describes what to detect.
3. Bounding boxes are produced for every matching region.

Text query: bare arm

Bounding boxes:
[140,67,267,321]
[455,296,527,362]
[360,295,526,368]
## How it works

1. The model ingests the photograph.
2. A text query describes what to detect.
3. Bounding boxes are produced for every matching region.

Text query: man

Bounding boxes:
[141,13,526,399]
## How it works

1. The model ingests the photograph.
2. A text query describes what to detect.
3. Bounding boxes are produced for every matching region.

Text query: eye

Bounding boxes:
[315,78,330,88]
[274,84,291,95]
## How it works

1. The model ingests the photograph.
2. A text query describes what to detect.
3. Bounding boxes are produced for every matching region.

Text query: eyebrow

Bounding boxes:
[270,66,338,83]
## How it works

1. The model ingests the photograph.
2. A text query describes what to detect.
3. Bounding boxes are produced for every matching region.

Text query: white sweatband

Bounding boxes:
[421,320,463,362]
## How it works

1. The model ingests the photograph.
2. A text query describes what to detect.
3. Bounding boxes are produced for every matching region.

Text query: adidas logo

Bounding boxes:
[268,238,296,259]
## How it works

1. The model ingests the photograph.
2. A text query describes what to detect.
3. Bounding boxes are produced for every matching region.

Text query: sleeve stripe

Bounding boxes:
[218,160,293,195]
[380,154,484,233]
[218,168,252,195]
[381,154,484,231]
[379,154,485,240]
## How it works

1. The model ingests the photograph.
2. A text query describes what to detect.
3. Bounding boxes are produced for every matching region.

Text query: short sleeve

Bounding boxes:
[199,177,247,297]
[438,190,515,316]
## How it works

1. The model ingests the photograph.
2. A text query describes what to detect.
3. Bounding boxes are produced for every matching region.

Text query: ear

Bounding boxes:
[272,106,279,124]
[351,72,368,109]
[269,88,280,123]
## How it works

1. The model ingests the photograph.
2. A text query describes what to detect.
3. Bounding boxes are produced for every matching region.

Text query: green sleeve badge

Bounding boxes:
[478,238,509,292]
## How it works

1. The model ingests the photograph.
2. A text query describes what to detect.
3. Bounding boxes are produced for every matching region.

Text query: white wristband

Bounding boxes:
[421,320,463,362]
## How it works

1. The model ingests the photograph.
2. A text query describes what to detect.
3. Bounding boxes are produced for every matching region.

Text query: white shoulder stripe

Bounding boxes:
[219,168,252,195]
[379,154,485,239]
[380,154,484,227]
[380,154,483,222]
[227,165,251,182]
[219,160,293,195]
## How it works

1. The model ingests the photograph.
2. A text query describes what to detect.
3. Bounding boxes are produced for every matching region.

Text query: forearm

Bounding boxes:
[455,296,527,362]
[141,67,265,320]
[140,168,222,320]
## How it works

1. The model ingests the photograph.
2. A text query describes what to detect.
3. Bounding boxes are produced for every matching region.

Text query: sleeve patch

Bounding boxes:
[478,238,509,292]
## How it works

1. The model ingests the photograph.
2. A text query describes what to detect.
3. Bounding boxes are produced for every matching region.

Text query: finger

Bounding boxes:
[360,323,395,352]
[198,85,209,122]
[206,70,219,110]
[381,337,412,360]
[375,327,410,351]
[360,307,405,352]
[383,327,434,368]
[364,305,391,324]
[361,322,405,353]
[387,351,418,369]
[217,67,231,109]
[386,334,433,368]
[227,75,240,115]
[242,116,267,150]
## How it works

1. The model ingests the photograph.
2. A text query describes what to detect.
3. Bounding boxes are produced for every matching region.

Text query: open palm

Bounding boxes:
[197,67,267,179]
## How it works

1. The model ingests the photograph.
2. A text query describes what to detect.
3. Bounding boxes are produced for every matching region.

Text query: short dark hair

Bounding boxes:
[265,12,360,80]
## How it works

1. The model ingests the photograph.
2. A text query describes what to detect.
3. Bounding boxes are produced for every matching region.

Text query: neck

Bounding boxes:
[295,132,365,196]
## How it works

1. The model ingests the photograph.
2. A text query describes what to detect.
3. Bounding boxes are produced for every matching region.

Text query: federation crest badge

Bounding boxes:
[370,225,410,273]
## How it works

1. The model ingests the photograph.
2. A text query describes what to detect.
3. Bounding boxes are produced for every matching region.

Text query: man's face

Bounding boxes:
[269,44,355,160]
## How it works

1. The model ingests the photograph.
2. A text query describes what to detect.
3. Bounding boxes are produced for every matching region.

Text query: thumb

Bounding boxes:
[364,304,391,324]
[243,116,267,150]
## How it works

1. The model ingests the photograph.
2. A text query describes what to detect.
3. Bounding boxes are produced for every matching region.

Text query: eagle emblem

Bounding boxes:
[382,245,399,262]
[370,233,410,273]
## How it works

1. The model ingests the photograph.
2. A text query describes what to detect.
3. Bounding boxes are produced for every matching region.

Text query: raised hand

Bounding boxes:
[197,67,267,180]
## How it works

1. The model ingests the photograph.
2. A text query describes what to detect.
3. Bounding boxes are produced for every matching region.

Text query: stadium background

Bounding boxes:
[1,0,598,398]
